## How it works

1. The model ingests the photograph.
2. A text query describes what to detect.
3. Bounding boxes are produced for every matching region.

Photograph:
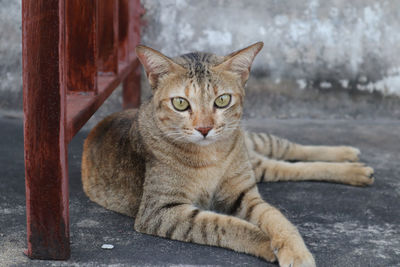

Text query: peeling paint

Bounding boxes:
[357,68,400,95]
[297,79,307,89]
[177,23,194,42]
[274,15,289,26]
[319,81,332,89]
[203,30,232,47]
[340,79,349,89]
[258,26,266,36]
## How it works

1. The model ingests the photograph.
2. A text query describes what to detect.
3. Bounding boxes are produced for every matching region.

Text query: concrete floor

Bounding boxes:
[0,115,399,267]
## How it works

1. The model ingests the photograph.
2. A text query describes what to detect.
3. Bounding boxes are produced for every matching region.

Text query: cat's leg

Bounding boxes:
[244,131,360,162]
[134,194,276,263]
[218,175,316,267]
[249,152,374,186]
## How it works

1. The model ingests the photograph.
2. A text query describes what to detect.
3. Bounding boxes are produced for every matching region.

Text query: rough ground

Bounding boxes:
[0,115,399,267]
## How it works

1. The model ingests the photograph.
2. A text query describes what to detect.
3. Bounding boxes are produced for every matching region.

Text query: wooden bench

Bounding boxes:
[22,0,143,260]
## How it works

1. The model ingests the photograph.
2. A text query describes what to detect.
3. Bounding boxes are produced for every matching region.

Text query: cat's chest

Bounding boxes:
[186,144,245,209]
[188,165,227,210]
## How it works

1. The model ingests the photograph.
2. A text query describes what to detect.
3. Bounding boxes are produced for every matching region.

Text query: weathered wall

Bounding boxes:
[0,0,22,113]
[141,0,400,97]
[1,0,400,122]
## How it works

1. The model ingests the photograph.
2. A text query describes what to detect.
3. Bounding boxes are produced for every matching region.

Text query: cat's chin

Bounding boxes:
[194,138,216,146]
[185,136,217,146]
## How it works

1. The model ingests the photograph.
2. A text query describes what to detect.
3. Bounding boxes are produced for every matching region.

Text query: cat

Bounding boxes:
[81,42,374,267]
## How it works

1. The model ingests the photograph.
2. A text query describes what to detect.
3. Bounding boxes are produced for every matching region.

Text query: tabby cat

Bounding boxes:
[81,42,374,267]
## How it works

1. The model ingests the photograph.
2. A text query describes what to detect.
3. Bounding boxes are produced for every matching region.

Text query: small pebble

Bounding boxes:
[101,244,114,249]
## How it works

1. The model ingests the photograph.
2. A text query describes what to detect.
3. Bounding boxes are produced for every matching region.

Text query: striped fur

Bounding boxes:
[245,132,374,186]
[82,43,373,267]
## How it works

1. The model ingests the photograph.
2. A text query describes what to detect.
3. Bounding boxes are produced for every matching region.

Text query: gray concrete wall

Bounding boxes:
[1,0,400,123]
[141,0,400,96]
[0,0,22,113]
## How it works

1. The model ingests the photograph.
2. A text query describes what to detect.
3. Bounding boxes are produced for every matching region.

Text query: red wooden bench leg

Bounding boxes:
[22,0,70,260]
[123,67,141,109]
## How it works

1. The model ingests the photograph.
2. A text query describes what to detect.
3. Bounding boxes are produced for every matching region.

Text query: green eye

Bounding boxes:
[214,94,231,108]
[172,97,190,111]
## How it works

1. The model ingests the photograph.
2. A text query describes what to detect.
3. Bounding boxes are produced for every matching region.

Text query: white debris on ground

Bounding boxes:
[101,244,114,250]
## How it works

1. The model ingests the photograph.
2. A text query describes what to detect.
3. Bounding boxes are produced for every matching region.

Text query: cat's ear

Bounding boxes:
[136,45,185,88]
[213,42,263,84]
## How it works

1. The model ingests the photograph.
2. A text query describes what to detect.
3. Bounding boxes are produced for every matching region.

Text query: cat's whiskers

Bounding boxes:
[165,133,185,140]
[160,127,191,143]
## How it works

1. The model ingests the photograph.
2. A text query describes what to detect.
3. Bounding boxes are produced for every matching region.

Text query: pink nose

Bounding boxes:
[196,126,213,137]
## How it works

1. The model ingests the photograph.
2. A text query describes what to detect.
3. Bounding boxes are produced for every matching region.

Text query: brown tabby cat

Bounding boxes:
[81,42,374,267]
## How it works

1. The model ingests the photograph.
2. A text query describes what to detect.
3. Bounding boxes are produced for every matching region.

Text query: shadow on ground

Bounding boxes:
[0,115,399,266]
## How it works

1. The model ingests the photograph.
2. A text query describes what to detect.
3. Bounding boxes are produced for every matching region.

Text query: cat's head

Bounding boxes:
[136,42,263,146]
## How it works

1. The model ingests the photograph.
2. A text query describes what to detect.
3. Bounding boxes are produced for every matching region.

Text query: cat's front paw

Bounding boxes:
[258,241,277,263]
[273,242,316,267]
[341,162,374,186]
[334,146,360,162]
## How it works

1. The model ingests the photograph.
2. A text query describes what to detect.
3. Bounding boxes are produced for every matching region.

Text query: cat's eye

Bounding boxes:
[171,97,190,111]
[214,94,231,108]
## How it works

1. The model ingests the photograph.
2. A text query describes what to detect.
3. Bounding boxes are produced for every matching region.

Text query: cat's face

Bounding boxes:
[136,43,263,146]
[152,63,243,146]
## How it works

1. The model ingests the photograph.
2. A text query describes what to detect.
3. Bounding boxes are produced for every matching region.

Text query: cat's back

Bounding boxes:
[83,108,138,155]
[81,108,145,217]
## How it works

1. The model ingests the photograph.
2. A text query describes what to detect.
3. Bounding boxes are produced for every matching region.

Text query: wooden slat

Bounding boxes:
[128,0,143,60]
[66,59,139,142]
[123,66,141,109]
[122,0,142,109]
[118,0,129,63]
[65,0,98,92]
[22,0,70,260]
[98,0,119,74]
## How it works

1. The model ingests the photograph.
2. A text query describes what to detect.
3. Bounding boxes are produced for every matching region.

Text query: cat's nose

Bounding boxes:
[195,126,213,137]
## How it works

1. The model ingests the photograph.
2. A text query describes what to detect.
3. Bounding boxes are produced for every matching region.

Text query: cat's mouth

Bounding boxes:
[186,129,218,146]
